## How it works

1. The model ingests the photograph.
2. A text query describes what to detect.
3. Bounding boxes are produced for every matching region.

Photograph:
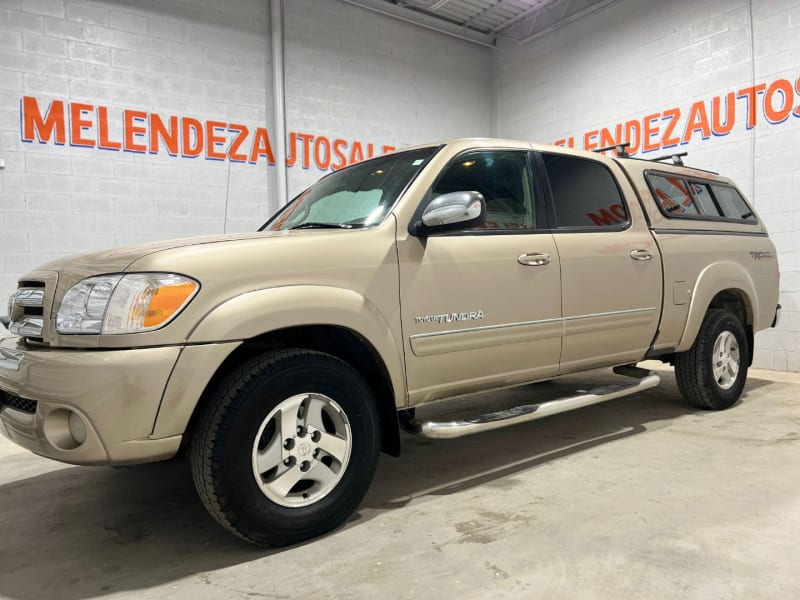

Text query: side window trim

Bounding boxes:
[535,151,631,232]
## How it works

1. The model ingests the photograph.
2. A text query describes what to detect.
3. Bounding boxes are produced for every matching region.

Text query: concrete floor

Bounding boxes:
[1,362,799,600]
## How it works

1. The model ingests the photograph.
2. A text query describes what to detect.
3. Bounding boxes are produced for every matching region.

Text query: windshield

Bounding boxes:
[262,146,439,231]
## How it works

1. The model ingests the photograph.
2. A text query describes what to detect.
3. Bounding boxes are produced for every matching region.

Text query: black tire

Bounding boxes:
[190,349,380,546]
[674,308,749,410]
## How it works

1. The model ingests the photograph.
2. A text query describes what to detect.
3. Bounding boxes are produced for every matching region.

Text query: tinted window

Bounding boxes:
[650,175,699,215]
[542,154,627,228]
[711,185,756,220]
[688,182,719,215]
[432,150,535,230]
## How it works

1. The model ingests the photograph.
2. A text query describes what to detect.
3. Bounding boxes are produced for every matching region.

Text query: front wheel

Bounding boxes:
[190,349,380,546]
[674,308,749,410]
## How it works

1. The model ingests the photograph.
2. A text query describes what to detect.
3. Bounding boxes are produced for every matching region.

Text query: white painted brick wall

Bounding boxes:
[0,0,273,302]
[494,0,800,370]
[283,0,493,193]
[0,0,493,315]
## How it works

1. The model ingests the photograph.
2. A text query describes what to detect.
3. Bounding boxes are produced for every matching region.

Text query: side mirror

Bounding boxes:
[411,191,487,237]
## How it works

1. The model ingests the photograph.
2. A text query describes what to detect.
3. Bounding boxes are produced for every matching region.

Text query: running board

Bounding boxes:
[405,366,660,440]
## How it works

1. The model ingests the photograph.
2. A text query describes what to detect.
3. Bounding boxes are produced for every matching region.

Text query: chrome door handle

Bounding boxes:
[630,249,653,261]
[518,253,551,266]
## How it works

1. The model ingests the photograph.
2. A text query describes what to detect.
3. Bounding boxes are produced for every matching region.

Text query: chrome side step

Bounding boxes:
[405,366,660,440]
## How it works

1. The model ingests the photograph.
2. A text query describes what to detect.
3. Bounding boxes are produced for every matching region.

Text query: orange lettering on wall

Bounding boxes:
[661,108,681,147]
[315,136,331,170]
[349,141,364,164]
[181,117,203,157]
[623,121,640,154]
[711,92,736,136]
[69,102,95,147]
[150,114,178,155]
[764,78,793,124]
[97,106,121,150]
[332,138,348,170]
[249,127,275,164]
[795,76,800,116]
[205,120,227,160]
[642,113,660,152]
[599,124,622,151]
[21,96,66,144]
[583,130,599,151]
[682,101,711,143]
[736,83,766,129]
[296,133,314,169]
[228,123,249,162]
[124,109,148,152]
[382,145,396,154]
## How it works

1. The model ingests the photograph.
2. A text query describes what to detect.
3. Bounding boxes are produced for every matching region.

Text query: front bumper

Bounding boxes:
[0,335,183,465]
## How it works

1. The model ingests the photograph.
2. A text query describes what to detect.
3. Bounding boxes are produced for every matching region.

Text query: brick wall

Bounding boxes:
[0,0,493,304]
[493,0,799,371]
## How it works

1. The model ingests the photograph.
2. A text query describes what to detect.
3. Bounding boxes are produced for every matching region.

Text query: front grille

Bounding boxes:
[0,391,38,414]
[8,275,56,344]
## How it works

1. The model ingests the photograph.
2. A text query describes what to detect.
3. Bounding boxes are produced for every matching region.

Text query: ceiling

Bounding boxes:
[340,0,618,46]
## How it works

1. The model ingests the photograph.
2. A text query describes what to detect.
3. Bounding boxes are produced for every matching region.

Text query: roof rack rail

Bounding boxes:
[593,142,631,158]
[652,152,688,167]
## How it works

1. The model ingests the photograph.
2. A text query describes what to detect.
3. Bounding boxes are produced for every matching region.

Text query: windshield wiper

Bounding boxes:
[291,222,355,230]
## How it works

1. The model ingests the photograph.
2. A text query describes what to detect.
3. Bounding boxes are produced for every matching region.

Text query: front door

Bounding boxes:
[397,148,562,405]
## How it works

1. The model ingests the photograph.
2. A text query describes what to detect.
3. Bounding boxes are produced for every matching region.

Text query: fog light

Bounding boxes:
[68,411,87,445]
[43,408,87,450]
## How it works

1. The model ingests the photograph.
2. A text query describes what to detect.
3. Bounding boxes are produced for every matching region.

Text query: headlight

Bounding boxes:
[56,273,199,334]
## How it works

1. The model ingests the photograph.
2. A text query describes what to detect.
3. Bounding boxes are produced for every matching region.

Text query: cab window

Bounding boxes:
[541,153,628,228]
[431,150,535,230]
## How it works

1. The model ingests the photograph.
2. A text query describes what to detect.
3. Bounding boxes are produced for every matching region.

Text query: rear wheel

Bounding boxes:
[675,308,748,410]
[191,349,380,546]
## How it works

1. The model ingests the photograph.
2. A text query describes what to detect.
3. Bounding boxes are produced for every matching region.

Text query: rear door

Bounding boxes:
[536,151,662,374]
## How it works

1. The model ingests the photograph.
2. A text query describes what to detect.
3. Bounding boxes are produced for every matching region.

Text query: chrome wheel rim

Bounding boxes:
[251,393,352,508]
[712,330,740,390]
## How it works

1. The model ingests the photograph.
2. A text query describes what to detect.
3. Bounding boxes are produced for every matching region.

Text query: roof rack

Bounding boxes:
[592,142,631,158]
[652,151,688,167]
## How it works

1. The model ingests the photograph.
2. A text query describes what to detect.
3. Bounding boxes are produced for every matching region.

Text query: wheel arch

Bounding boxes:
[676,262,758,359]
[154,286,405,456]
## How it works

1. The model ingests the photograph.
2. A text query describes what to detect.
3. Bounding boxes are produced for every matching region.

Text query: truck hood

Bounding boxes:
[35,231,293,274]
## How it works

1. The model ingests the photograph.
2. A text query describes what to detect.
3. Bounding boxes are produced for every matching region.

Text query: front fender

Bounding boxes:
[188,284,406,405]
[676,262,757,352]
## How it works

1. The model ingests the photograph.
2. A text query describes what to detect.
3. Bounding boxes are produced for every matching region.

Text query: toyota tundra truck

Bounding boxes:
[0,138,781,546]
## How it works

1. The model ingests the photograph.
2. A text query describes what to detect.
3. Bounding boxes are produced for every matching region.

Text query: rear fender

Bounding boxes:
[676,262,757,352]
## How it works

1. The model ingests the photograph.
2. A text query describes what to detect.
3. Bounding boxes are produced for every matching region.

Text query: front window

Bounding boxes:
[431,150,535,231]
[263,147,439,231]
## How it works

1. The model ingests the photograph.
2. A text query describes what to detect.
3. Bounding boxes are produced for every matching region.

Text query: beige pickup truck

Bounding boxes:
[0,138,781,546]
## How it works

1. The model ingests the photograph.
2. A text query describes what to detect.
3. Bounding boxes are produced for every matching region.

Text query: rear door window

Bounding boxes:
[541,153,628,228]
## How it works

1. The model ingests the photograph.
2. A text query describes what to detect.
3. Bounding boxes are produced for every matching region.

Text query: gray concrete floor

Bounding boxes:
[1,362,799,600]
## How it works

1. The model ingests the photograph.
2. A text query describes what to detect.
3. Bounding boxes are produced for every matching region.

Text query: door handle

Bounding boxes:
[630,249,653,261]
[518,253,551,266]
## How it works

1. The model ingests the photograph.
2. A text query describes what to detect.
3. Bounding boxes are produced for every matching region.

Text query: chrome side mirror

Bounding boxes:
[412,191,487,236]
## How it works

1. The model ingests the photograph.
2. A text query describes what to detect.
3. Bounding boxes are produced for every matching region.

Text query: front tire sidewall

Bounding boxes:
[203,352,379,546]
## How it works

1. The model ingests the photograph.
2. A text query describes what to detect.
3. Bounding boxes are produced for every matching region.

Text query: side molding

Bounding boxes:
[676,262,758,352]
